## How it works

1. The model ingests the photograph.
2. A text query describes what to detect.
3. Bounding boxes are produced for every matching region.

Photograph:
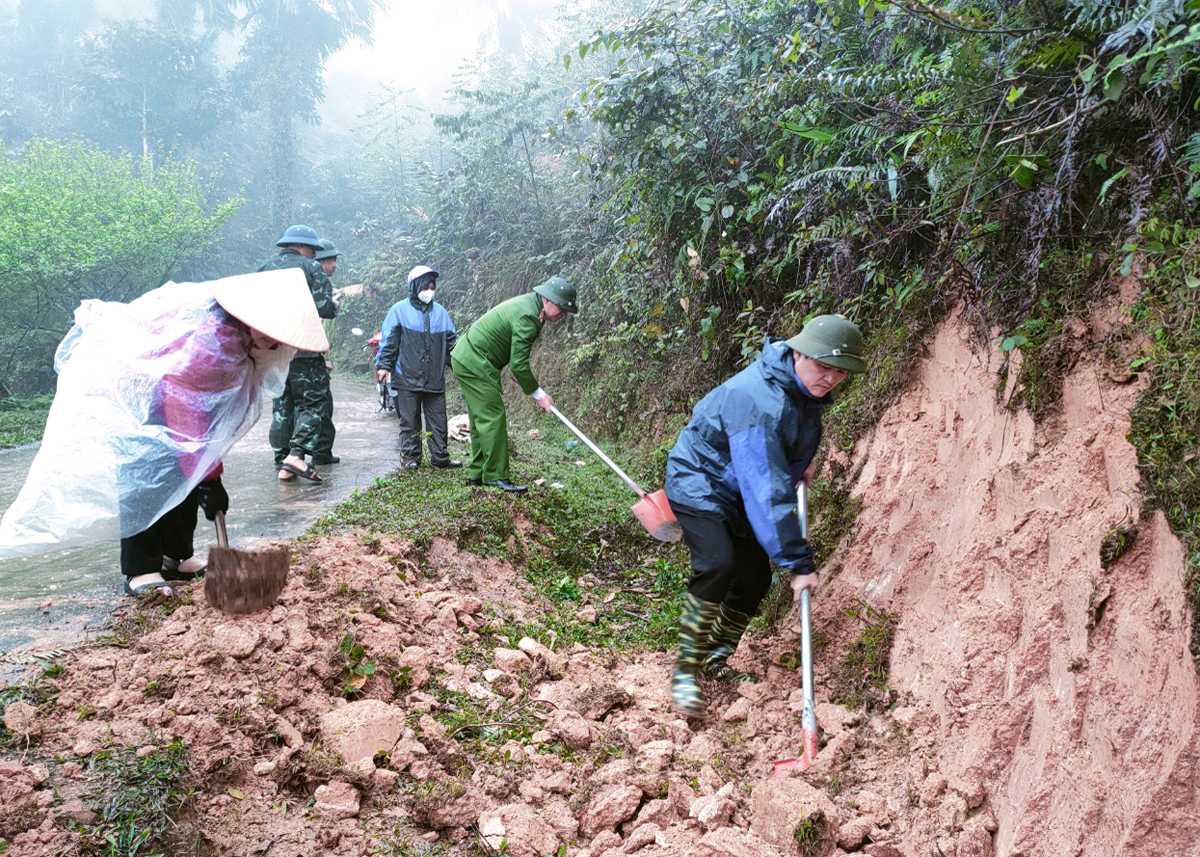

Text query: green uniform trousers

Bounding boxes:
[270,358,330,465]
[450,351,510,482]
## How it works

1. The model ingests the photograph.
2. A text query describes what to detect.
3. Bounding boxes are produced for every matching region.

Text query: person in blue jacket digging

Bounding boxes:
[664,314,867,715]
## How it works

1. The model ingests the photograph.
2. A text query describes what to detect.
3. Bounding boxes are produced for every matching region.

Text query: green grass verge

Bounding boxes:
[309,418,691,654]
[0,395,51,449]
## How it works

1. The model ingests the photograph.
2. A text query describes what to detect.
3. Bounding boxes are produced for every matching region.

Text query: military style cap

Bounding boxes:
[785,314,867,373]
[275,224,322,248]
[314,240,339,260]
[533,276,578,313]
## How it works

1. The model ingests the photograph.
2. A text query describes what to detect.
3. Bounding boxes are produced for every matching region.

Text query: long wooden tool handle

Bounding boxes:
[214,510,229,549]
[548,406,646,498]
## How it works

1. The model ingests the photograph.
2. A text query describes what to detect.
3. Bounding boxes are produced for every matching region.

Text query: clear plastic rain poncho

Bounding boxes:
[0,280,294,560]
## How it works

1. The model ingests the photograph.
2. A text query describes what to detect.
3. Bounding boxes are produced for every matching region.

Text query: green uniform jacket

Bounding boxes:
[258,249,338,359]
[453,292,544,392]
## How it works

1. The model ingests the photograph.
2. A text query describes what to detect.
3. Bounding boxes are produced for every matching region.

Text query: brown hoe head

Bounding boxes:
[205,545,290,614]
[632,488,683,543]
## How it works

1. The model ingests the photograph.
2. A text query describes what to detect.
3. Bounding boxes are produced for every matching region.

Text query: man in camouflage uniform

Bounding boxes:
[312,240,341,465]
[262,225,338,482]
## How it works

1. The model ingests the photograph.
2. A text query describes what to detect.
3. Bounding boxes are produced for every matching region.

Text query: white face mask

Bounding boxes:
[417,289,435,304]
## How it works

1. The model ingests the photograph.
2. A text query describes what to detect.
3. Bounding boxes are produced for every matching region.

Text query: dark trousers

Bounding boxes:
[270,358,330,464]
[671,504,773,615]
[396,388,450,466]
[120,487,201,578]
[314,380,336,459]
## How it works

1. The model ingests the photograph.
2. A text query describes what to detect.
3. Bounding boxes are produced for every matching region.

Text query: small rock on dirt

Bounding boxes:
[319,699,407,772]
[477,804,562,857]
[210,624,262,659]
[314,780,360,819]
[494,647,532,672]
[690,783,736,829]
[2,701,39,737]
[580,784,643,839]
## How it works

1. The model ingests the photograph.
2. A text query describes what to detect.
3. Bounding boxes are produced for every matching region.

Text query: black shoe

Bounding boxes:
[402,461,420,472]
[483,479,527,494]
[466,477,483,486]
[312,455,340,465]
[432,460,462,469]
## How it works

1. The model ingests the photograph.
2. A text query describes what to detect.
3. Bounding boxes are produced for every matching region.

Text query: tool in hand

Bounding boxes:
[548,406,682,542]
[205,510,290,613]
[773,481,819,775]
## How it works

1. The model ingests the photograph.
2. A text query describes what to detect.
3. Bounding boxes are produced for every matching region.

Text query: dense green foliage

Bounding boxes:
[0,140,238,394]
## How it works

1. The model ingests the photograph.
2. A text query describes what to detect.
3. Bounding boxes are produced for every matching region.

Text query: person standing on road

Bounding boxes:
[663,315,867,715]
[448,276,576,494]
[312,239,341,466]
[375,265,461,471]
[260,225,338,483]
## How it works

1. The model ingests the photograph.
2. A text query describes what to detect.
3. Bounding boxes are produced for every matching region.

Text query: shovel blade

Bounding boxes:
[631,489,683,543]
[205,545,290,614]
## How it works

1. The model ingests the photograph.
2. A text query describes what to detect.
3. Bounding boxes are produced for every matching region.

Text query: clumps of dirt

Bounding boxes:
[0,523,988,857]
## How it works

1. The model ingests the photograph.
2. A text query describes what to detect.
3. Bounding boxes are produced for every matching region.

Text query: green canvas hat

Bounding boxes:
[785,314,867,373]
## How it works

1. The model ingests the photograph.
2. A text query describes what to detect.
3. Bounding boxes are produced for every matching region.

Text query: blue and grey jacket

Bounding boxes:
[665,339,829,570]
[376,297,457,393]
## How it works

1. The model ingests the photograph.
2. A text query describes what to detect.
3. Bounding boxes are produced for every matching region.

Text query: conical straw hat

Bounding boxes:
[211,268,330,352]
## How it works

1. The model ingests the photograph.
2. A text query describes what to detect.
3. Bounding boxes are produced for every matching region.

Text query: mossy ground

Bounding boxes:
[1125,230,1200,658]
[0,394,51,449]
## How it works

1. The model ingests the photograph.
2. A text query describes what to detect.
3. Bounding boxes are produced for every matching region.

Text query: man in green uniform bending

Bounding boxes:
[450,276,577,493]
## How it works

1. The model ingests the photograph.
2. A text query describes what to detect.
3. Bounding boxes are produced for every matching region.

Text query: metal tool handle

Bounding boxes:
[214,509,229,549]
[548,406,646,498]
[798,483,817,742]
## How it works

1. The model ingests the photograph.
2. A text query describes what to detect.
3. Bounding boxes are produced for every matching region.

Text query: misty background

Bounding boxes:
[0,0,623,396]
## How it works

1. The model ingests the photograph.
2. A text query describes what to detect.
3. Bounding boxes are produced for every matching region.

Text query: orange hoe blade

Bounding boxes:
[773,484,819,777]
[549,407,682,542]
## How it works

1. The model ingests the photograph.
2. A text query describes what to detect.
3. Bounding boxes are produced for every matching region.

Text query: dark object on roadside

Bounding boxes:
[205,511,289,613]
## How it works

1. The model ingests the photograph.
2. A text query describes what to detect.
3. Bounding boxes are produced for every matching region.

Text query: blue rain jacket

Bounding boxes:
[376,297,457,393]
[665,339,830,570]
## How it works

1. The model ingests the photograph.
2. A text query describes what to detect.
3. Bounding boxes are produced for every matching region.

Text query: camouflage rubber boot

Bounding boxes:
[702,603,759,684]
[671,592,721,715]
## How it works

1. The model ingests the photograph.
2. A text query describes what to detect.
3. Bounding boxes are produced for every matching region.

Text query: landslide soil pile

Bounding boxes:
[1,300,1195,857]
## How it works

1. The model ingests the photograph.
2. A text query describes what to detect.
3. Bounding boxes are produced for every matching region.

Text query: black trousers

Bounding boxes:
[671,504,773,615]
[396,389,450,466]
[120,487,201,578]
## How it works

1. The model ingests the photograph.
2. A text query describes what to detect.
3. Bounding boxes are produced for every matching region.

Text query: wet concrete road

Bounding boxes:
[0,375,400,673]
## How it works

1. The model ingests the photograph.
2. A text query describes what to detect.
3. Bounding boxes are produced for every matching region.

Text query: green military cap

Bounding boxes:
[533,276,577,313]
[785,314,867,373]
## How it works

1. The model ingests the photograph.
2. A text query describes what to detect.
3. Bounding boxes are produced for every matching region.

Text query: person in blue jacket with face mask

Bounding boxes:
[664,314,868,715]
[376,266,461,471]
